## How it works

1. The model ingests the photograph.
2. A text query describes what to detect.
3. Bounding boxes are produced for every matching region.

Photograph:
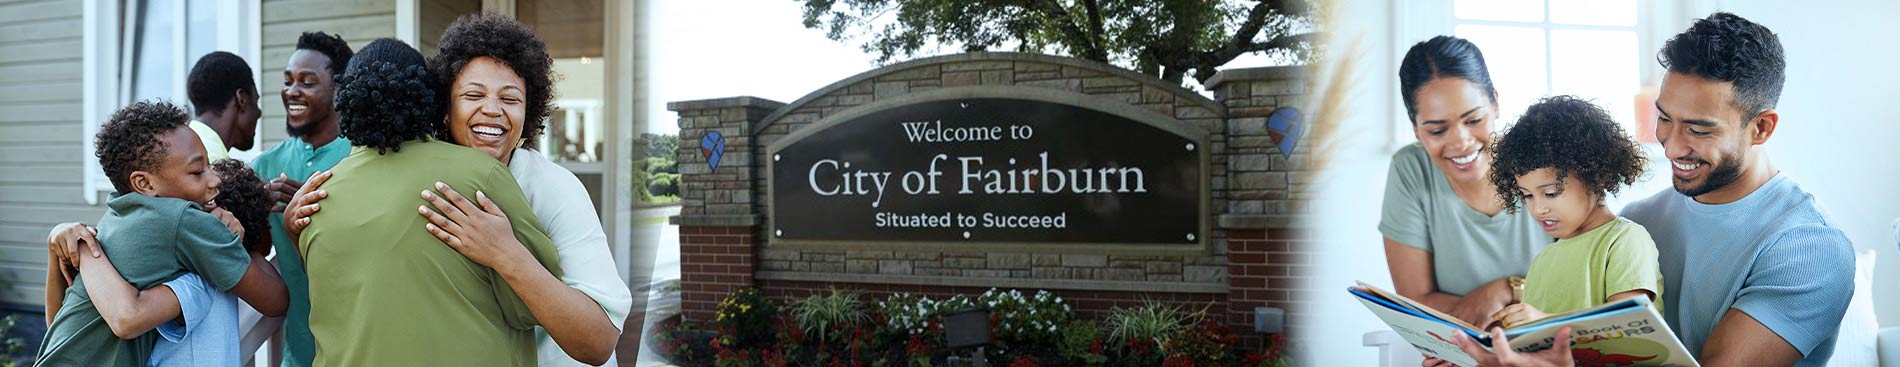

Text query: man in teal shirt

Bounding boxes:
[252,31,351,367]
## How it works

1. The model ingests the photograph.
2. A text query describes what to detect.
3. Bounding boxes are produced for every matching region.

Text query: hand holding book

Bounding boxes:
[1450,326,1577,367]
[1491,303,1550,330]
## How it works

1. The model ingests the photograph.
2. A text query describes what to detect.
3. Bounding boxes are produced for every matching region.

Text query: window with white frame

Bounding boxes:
[1451,0,1640,133]
[82,0,259,204]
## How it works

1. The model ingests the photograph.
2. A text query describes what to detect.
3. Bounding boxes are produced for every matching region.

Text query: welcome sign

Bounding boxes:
[769,97,1205,244]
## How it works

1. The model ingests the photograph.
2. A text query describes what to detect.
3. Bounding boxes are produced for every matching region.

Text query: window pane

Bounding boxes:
[1455,24,1547,126]
[1551,30,1638,133]
[1454,0,1544,23]
[129,0,178,103]
[1550,0,1636,27]
[187,0,217,66]
[546,57,606,163]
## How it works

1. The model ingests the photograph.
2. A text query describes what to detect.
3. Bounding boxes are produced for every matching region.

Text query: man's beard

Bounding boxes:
[1674,151,1744,197]
[286,117,315,138]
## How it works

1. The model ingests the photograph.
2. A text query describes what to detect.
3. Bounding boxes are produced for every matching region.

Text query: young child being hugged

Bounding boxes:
[1486,95,1660,327]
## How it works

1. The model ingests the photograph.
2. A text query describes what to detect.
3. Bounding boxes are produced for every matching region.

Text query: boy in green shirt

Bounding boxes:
[37,101,289,366]
[295,38,561,367]
[1485,96,1662,327]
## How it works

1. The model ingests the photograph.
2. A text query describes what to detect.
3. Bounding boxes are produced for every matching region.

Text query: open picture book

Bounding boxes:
[1349,281,1698,367]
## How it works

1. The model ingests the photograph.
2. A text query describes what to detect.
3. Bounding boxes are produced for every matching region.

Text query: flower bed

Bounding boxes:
[653,287,1290,367]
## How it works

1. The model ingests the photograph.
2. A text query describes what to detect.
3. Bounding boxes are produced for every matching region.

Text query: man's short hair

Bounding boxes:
[186,52,256,116]
[296,31,354,75]
[1658,12,1786,117]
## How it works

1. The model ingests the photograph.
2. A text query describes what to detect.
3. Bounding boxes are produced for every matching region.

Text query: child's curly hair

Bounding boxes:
[1489,95,1647,212]
[210,159,270,253]
[335,38,438,154]
[95,101,191,194]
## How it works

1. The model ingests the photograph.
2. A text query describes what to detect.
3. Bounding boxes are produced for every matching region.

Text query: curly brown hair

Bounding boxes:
[1489,95,1647,212]
[95,101,192,194]
[211,159,270,253]
[428,12,555,149]
[336,38,439,155]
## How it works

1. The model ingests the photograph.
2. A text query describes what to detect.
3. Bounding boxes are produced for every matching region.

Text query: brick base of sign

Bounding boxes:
[1225,227,1310,338]
[677,226,757,322]
[676,224,1310,343]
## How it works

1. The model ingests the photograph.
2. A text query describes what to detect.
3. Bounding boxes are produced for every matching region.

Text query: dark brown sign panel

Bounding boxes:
[770,98,1203,244]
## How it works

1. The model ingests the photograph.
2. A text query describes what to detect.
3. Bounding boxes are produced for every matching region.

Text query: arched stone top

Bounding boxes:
[765,87,1211,157]
[755,52,1226,135]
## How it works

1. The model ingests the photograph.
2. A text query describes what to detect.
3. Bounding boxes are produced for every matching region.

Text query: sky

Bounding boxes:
[645,0,1295,136]
[646,0,877,135]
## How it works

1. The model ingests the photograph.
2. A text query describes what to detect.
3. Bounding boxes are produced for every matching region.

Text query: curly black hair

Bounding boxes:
[429,13,555,148]
[1489,96,1647,213]
[211,159,270,253]
[95,101,192,194]
[296,31,354,76]
[336,38,438,154]
[186,51,256,116]
[1659,12,1784,118]
[1400,35,1498,124]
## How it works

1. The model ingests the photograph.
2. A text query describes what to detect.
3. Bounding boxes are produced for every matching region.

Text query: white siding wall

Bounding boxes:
[0,0,92,309]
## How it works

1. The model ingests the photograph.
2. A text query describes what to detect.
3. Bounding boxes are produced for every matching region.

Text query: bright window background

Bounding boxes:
[87,0,258,202]
[1452,0,1639,134]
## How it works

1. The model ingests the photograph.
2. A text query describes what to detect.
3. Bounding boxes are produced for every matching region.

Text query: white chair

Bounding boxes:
[1833,247,1880,366]
[1880,219,1900,366]
[1364,330,1423,367]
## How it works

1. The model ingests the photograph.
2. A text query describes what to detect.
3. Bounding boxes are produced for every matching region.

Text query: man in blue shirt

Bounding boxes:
[1622,12,1853,367]
[251,31,352,367]
[1452,12,1853,367]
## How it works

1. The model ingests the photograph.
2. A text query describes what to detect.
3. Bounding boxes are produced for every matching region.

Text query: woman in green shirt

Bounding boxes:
[282,14,630,366]
[1380,36,1548,327]
[294,38,561,367]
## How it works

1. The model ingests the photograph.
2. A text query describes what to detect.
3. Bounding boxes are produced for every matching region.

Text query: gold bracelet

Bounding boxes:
[1508,276,1526,304]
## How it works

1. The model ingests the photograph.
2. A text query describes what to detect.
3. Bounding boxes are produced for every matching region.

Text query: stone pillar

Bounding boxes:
[1207,66,1312,340]
[666,96,784,321]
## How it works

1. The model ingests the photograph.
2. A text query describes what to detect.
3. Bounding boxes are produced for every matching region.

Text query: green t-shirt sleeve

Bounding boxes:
[476,164,563,330]
[1379,145,1432,251]
[1599,221,1662,304]
[174,207,252,291]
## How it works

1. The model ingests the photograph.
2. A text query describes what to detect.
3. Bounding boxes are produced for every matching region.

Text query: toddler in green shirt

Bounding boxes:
[1485,96,1662,328]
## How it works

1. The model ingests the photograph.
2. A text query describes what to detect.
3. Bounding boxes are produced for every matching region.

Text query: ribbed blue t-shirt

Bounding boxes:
[1622,174,1854,366]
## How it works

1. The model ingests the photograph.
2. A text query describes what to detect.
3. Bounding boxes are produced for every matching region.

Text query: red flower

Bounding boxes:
[1009,356,1040,367]
[906,335,932,356]
[762,348,788,367]
[1089,339,1104,354]
[1127,338,1153,357]
[1245,351,1270,365]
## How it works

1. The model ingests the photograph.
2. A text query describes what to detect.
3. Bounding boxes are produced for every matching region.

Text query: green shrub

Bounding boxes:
[645,156,678,174]
[791,288,869,344]
[713,288,777,349]
[647,172,680,197]
[1104,301,1203,350]
[1057,320,1107,366]
[977,289,1073,350]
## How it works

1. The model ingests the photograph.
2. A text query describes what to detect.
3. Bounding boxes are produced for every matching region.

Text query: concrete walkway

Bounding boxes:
[620,205,680,367]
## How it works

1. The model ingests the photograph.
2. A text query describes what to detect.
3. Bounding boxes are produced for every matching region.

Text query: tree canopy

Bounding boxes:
[799,0,1313,85]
